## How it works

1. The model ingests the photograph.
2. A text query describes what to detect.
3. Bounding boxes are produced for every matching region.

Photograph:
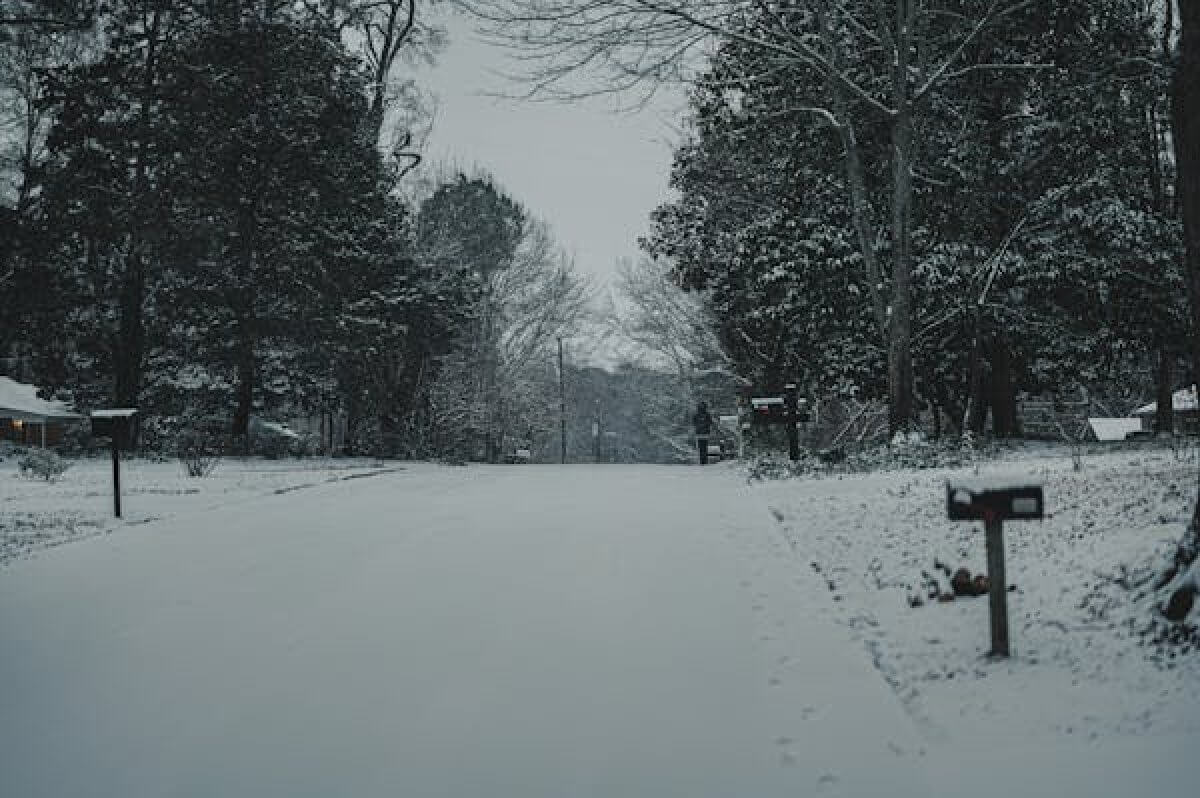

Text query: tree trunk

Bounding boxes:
[888,36,916,437]
[114,247,144,447]
[232,327,255,450]
[1174,0,1200,541]
[836,114,889,342]
[988,335,1019,438]
[886,0,919,437]
[1156,341,1175,435]
[965,307,989,436]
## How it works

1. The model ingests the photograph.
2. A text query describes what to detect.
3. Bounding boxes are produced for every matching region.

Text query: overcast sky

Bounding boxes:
[413,12,686,290]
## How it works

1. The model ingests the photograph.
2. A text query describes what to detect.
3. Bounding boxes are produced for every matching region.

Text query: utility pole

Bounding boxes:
[558,336,566,464]
[593,399,601,463]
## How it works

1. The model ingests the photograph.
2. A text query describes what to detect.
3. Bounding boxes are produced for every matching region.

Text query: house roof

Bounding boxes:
[1133,385,1199,416]
[1088,418,1143,442]
[0,377,81,421]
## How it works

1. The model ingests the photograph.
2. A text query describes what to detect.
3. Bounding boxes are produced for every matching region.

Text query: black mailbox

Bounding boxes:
[749,397,811,424]
[947,479,1044,521]
[750,397,787,424]
[91,409,137,446]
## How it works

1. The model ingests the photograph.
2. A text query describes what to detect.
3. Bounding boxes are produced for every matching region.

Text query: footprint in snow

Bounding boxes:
[817,773,839,791]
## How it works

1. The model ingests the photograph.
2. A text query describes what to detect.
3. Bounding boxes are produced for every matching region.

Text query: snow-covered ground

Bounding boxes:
[0,455,401,564]
[751,445,1200,748]
[0,448,1196,796]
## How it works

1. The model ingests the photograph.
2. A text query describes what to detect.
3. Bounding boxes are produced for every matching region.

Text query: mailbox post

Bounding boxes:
[946,478,1043,658]
[91,409,137,518]
[784,383,800,461]
[749,386,810,461]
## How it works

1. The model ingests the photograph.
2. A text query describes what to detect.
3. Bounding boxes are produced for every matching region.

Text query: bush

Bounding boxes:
[0,440,26,460]
[745,434,976,480]
[746,453,820,481]
[18,449,71,480]
[174,416,229,477]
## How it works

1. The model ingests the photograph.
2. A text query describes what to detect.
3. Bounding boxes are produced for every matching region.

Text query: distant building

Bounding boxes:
[1133,385,1200,436]
[1086,418,1144,442]
[0,377,82,447]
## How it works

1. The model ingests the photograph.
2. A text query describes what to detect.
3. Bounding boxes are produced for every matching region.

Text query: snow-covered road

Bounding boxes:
[1,461,1194,796]
[1,464,930,797]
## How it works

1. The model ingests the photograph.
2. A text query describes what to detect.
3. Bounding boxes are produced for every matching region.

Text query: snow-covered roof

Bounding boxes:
[1088,418,1143,442]
[947,475,1043,494]
[1133,385,1198,415]
[91,408,137,419]
[250,418,301,439]
[0,377,81,421]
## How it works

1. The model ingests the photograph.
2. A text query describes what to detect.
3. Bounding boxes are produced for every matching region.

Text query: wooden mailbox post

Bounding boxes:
[91,409,137,518]
[946,477,1044,658]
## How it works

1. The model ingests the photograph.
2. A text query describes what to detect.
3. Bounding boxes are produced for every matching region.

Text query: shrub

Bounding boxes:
[746,453,820,481]
[18,449,71,480]
[174,416,228,477]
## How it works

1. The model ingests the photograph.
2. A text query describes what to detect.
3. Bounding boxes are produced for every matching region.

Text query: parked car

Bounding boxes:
[502,448,532,464]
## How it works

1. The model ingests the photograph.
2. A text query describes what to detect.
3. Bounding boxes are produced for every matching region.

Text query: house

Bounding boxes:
[0,376,82,447]
[1133,385,1200,435]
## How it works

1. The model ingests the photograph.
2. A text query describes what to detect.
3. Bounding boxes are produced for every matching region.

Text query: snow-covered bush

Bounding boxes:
[746,453,820,481]
[746,435,977,480]
[18,449,71,481]
[174,416,228,477]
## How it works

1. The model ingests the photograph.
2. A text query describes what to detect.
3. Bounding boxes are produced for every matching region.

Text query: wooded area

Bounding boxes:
[0,0,590,461]
[470,0,1193,438]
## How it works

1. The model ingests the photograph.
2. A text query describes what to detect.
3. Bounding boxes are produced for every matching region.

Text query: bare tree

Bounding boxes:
[464,0,1040,434]
[1,24,90,213]
[348,0,446,141]
[425,215,592,460]
[489,218,592,453]
[608,255,742,387]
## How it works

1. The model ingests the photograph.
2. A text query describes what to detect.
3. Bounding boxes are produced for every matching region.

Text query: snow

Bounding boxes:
[754,447,1199,781]
[0,448,1196,796]
[947,473,1044,493]
[90,407,138,418]
[0,456,402,564]
[0,376,81,420]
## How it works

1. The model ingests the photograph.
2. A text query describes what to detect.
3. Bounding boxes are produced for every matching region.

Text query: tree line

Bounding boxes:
[468,0,1195,440]
[1,0,589,460]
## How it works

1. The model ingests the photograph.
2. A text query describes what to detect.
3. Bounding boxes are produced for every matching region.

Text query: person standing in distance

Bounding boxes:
[693,401,715,465]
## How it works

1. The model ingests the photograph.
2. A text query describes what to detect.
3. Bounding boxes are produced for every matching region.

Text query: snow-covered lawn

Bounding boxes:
[752,444,1200,747]
[0,454,402,565]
